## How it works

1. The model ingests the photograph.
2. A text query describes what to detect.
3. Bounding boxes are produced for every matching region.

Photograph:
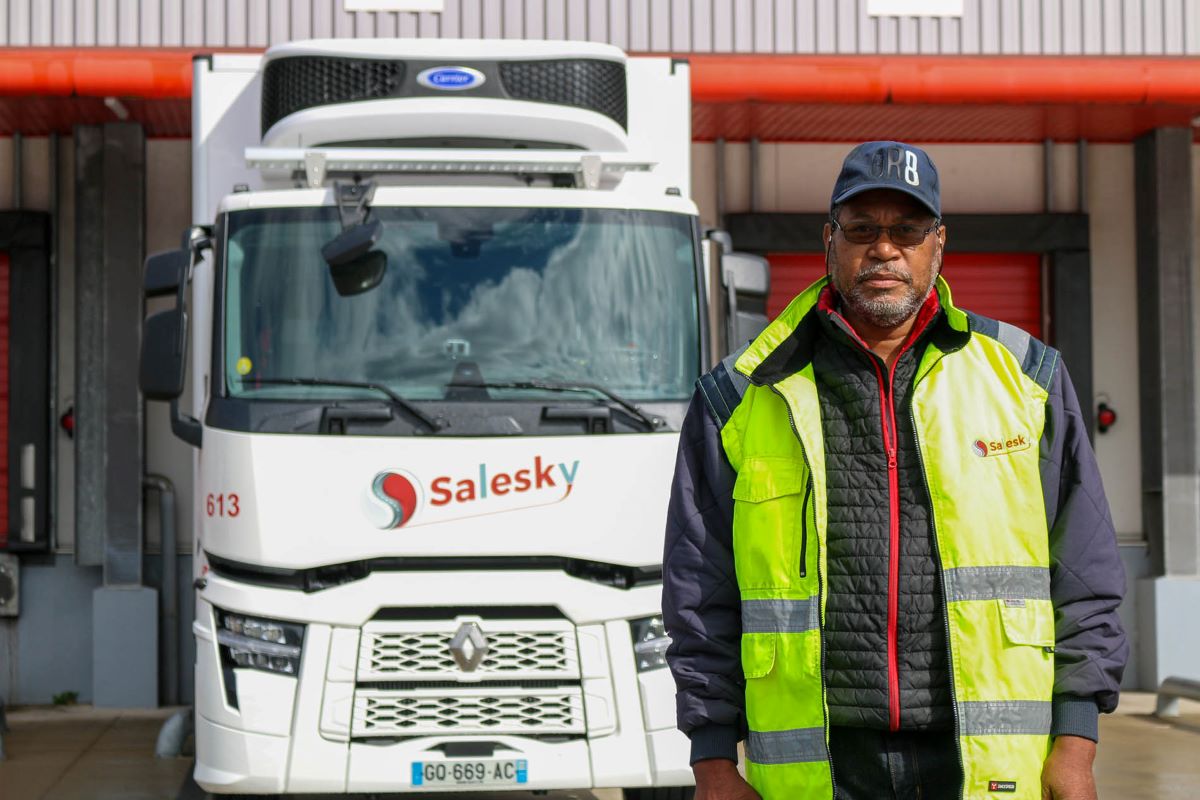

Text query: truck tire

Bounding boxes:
[623,788,696,800]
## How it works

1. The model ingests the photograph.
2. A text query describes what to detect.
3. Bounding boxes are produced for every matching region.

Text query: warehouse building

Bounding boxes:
[0,0,1198,707]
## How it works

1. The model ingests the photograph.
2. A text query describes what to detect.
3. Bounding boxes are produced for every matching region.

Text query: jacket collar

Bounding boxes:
[735,274,971,386]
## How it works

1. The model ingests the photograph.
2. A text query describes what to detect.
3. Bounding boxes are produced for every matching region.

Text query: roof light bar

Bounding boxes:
[246,147,656,190]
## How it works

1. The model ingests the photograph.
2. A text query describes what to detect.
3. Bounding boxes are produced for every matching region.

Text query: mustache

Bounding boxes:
[854,262,914,286]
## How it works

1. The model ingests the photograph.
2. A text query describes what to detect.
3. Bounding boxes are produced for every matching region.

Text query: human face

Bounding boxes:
[823,189,946,330]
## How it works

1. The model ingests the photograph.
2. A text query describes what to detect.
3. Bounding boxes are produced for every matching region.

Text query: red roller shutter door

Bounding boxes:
[766,252,1042,340]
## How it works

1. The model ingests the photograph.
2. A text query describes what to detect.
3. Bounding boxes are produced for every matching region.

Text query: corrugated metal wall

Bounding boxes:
[1,0,1197,55]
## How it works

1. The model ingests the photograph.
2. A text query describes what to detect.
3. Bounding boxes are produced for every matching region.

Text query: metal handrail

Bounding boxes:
[1154,676,1200,718]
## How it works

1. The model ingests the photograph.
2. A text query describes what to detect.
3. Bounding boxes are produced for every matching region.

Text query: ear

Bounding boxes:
[823,222,834,275]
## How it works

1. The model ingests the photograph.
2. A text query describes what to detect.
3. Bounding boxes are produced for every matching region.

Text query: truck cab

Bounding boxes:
[139,38,766,797]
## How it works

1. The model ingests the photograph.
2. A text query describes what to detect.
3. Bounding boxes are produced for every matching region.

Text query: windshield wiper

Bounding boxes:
[449,378,664,432]
[246,377,443,433]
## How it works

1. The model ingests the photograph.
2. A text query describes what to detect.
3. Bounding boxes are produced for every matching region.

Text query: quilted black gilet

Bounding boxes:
[812,308,954,731]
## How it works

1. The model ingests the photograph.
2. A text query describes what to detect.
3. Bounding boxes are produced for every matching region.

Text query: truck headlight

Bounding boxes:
[630,615,672,672]
[215,609,304,676]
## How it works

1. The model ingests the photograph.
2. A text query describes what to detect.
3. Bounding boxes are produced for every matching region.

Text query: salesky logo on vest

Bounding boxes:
[972,433,1031,458]
[365,456,581,530]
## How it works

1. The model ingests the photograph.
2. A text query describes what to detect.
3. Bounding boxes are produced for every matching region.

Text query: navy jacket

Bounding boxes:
[662,310,1129,764]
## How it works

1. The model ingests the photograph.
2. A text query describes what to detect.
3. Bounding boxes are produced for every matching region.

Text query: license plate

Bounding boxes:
[411,759,528,787]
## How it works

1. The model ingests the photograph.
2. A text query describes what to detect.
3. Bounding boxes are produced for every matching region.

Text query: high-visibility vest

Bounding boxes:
[725,276,1056,800]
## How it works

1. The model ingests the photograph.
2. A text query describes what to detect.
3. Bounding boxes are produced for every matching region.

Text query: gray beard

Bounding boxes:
[834,255,940,329]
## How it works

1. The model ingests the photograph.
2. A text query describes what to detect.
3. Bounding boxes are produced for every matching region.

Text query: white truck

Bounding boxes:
[140,38,767,797]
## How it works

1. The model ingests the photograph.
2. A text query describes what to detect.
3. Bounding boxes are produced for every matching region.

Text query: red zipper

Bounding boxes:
[883,360,903,732]
[863,353,902,732]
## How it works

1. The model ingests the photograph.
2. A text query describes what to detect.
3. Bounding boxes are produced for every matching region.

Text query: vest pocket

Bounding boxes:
[998,600,1055,649]
[741,632,778,680]
[733,457,810,589]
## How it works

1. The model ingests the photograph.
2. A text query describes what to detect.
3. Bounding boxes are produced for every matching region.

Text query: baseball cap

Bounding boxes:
[830,141,941,218]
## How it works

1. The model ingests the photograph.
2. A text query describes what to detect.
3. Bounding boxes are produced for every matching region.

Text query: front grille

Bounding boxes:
[261,56,406,134]
[499,59,627,129]
[352,686,585,736]
[358,621,579,681]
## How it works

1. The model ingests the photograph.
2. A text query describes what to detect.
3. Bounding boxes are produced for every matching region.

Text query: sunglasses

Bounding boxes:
[831,219,941,247]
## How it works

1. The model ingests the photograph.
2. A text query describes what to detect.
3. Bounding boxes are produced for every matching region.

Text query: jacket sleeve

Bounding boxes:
[1040,361,1130,741]
[662,389,745,764]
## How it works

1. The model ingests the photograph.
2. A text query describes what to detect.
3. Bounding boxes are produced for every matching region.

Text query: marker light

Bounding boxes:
[630,615,672,672]
[215,609,305,676]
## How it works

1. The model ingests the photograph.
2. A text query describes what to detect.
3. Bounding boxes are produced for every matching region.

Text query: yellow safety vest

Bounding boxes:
[726,276,1056,800]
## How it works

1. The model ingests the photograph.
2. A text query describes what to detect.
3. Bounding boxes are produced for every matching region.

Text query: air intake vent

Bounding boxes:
[353,686,586,737]
[499,60,627,129]
[262,56,406,135]
[260,55,629,140]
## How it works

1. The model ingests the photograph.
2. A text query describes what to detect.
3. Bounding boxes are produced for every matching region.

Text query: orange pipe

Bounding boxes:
[688,55,1200,106]
[0,48,202,99]
[1,49,1198,108]
[686,56,890,103]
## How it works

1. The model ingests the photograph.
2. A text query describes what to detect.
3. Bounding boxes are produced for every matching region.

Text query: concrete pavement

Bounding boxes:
[1091,692,1200,799]
[0,694,1196,799]
[0,706,191,799]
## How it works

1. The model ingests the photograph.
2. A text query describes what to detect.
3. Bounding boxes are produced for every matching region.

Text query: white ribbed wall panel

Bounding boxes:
[1,0,1197,54]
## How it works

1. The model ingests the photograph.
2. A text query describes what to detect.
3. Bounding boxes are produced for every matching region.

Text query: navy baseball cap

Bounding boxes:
[830,141,941,218]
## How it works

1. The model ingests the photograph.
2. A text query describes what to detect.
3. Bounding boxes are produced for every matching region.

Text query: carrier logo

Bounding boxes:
[972,434,1030,458]
[417,66,486,91]
[368,470,422,529]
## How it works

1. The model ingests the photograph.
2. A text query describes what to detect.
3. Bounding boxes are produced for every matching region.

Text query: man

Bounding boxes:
[663,141,1127,800]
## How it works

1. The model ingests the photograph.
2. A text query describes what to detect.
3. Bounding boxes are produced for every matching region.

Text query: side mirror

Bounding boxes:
[143,248,189,298]
[140,308,187,400]
[140,248,190,401]
[139,237,204,447]
[722,252,771,355]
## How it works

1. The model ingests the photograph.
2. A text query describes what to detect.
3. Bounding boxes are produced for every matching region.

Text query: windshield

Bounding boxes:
[222,206,700,404]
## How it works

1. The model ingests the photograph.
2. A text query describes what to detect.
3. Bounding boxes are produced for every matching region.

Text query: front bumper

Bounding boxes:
[192,570,692,794]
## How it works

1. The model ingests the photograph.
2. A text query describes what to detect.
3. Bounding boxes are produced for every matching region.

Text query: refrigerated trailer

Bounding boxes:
[139,38,767,797]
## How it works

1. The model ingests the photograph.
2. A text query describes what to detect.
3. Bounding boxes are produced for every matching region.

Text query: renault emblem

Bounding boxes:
[448,622,489,672]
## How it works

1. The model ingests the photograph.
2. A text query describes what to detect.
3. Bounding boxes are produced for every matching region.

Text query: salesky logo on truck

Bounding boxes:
[367,456,581,529]
[431,456,580,504]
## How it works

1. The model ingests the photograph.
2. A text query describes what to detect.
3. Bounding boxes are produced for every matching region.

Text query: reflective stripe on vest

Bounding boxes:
[742,598,820,634]
[727,276,1056,800]
[960,700,1052,736]
[747,727,828,764]
[943,566,1051,603]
